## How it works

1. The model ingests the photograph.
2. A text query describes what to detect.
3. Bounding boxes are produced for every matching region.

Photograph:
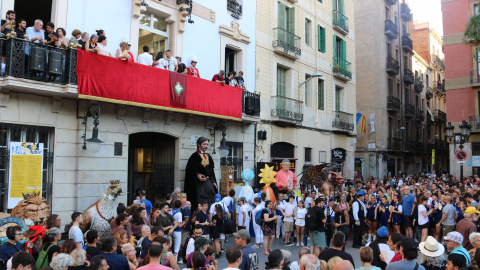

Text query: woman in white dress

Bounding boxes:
[294,200,307,247]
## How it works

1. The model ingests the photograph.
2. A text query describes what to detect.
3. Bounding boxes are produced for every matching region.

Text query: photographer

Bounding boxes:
[324,198,335,248]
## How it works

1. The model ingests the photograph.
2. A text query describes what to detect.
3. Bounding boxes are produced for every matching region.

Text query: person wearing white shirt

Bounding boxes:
[352,190,367,248]
[153,51,165,69]
[281,195,296,246]
[137,46,153,66]
[236,197,250,232]
[276,193,287,239]
[251,197,264,248]
[96,36,111,57]
[221,190,235,217]
[209,194,229,219]
[163,50,178,72]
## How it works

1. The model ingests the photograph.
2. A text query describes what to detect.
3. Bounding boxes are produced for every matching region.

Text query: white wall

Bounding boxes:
[66,0,132,56]
[183,0,256,91]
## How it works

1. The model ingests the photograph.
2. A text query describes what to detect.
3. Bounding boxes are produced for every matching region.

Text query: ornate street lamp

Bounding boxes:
[445,120,471,181]
[81,104,104,153]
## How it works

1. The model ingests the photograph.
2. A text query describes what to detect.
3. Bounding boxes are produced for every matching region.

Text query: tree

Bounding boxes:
[464,0,480,59]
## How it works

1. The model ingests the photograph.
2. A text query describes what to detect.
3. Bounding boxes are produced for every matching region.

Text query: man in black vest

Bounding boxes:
[352,190,367,248]
[184,137,218,208]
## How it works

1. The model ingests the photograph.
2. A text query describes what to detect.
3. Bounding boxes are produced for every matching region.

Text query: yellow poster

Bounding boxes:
[432,149,435,165]
[8,142,43,208]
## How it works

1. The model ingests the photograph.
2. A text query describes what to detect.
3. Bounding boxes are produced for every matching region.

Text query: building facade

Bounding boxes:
[0,0,259,227]
[255,0,357,181]
[441,0,479,177]
[355,0,424,178]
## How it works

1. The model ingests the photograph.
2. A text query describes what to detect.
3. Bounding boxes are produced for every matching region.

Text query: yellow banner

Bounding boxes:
[432,149,435,165]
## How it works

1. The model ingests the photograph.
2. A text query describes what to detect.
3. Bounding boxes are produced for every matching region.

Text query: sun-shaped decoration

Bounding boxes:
[259,164,277,187]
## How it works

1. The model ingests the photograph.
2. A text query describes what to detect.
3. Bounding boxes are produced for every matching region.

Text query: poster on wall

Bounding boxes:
[8,142,44,208]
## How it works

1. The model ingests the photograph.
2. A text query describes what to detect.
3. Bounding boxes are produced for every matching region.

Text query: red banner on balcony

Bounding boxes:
[170,72,187,108]
[75,49,242,120]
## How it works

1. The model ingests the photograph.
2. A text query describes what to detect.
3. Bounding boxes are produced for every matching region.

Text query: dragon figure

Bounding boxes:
[300,163,345,197]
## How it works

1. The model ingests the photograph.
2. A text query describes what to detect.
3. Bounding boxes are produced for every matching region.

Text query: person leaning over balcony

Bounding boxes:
[1,10,16,37]
[56,28,69,49]
[126,43,135,63]
[44,22,58,46]
[97,36,111,57]
[14,18,26,39]
[69,29,82,49]
[236,71,245,89]
[212,70,226,85]
[138,46,153,66]
[86,34,99,53]
[116,42,130,61]
[26,19,44,44]
[176,56,187,74]
[78,32,88,50]
[187,59,199,77]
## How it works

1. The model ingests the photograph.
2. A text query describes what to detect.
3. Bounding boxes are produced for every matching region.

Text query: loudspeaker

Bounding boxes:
[30,46,46,72]
[48,50,63,76]
[245,95,255,112]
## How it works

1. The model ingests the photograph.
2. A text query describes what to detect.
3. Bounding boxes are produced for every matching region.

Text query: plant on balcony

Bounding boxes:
[415,78,424,88]
[464,1,480,58]
[333,64,342,73]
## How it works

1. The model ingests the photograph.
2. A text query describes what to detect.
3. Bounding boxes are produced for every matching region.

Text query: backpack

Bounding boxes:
[305,207,318,231]
[35,244,54,269]
[255,209,265,225]
[180,236,193,263]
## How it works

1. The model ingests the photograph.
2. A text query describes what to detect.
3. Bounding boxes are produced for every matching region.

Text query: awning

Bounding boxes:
[427,108,434,121]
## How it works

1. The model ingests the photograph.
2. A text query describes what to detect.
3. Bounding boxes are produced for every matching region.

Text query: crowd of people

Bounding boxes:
[0,10,247,91]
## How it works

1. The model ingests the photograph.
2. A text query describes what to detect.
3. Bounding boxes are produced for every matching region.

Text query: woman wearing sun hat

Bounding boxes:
[419,236,447,270]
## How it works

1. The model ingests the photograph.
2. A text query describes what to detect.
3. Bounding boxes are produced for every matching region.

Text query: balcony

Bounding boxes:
[401,4,412,21]
[434,80,445,93]
[385,0,397,5]
[434,55,444,70]
[271,96,303,123]
[402,35,413,53]
[471,70,480,84]
[332,57,352,81]
[272,27,301,60]
[332,111,354,131]
[227,0,242,19]
[403,69,414,85]
[416,109,425,122]
[435,109,446,122]
[404,103,415,118]
[0,38,250,121]
[385,19,398,40]
[386,56,400,75]
[333,11,349,35]
[388,137,401,151]
[387,96,400,112]
[243,91,260,117]
[426,87,433,99]
[469,115,480,130]
[414,79,424,93]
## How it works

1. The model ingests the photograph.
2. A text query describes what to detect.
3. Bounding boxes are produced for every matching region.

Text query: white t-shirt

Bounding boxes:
[252,204,263,222]
[173,210,182,224]
[97,43,110,57]
[290,262,300,270]
[209,202,228,215]
[155,58,165,69]
[237,204,249,227]
[418,204,429,225]
[137,52,153,66]
[283,202,296,222]
[221,196,234,211]
[69,225,84,245]
[186,237,195,257]
[164,57,178,71]
[295,208,307,220]
[305,197,313,208]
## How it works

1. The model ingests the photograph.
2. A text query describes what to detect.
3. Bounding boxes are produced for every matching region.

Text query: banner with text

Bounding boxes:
[8,142,44,208]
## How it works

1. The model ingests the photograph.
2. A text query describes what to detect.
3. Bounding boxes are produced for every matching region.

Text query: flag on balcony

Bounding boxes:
[170,72,188,108]
[356,112,367,133]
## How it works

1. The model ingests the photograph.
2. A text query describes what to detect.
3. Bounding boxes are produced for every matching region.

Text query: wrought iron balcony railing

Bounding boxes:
[471,70,480,84]
[414,80,423,92]
[242,91,260,116]
[333,11,349,35]
[227,0,242,18]
[332,111,354,131]
[469,115,480,130]
[387,95,400,112]
[434,80,445,93]
[271,95,303,122]
[404,103,415,118]
[332,57,352,81]
[435,109,446,122]
[388,137,401,150]
[2,38,77,85]
[386,56,399,75]
[416,109,424,122]
[434,55,444,70]
[402,35,413,53]
[272,27,301,59]
[403,69,414,85]
[401,4,412,21]
[385,19,398,40]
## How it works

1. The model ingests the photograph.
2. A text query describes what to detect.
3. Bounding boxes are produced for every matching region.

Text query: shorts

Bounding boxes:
[418,222,429,229]
[443,225,455,236]
[310,230,326,248]
[402,215,413,228]
[295,219,305,227]
[284,221,294,232]
[392,219,402,226]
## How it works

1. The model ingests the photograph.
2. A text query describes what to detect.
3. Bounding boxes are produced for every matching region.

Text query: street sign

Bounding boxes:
[456,150,467,161]
[458,161,466,164]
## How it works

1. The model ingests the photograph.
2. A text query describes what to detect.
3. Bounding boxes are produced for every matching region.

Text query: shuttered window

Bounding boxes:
[318,79,324,110]
[318,25,326,52]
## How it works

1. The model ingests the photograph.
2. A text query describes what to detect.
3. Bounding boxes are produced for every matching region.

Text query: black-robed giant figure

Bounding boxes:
[185,136,218,207]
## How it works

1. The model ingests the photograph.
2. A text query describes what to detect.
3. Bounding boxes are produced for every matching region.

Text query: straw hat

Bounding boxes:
[419,236,445,257]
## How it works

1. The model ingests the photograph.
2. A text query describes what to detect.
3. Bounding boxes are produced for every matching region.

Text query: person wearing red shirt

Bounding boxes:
[188,60,199,77]
[387,232,404,263]
[212,70,225,85]
[127,43,134,63]
[275,160,297,193]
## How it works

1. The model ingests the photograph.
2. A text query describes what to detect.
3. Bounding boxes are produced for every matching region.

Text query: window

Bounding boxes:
[386,7,390,19]
[475,4,479,15]
[278,2,295,35]
[226,142,243,182]
[305,148,312,163]
[227,0,243,18]
[305,19,311,46]
[335,87,341,113]
[277,66,287,97]
[387,42,391,57]
[318,79,325,110]
[334,35,346,66]
[426,74,429,87]
[403,23,406,35]
[397,83,401,98]
[333,0,345,14]
[388,79,393,95]
[318,25,326,52]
